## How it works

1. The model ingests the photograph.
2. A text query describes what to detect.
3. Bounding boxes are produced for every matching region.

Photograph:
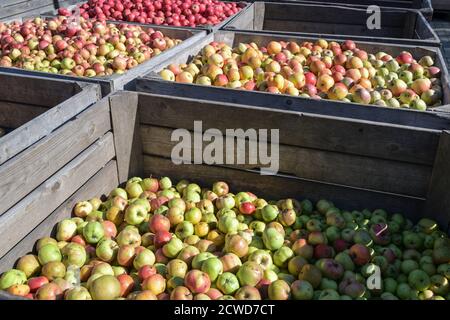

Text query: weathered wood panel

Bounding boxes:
[0,83,99,166]
[0,132,115,258]
[0,101,48,129]
[110,92,144,183]
[140,124,432,197]
[0,98,111,215]
[425,131,450,232]
[0,160,118,273]
[136,93,440,166]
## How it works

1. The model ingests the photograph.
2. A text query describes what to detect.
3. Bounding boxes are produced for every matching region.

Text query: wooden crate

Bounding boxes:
[271,0,433,21]
[0,0,79,21]
[136,30,450,130]
[432,0,450,12]
[0,21,206,97]
[224,2,440,47]
[0,89,449,299]
[40,0,253,32]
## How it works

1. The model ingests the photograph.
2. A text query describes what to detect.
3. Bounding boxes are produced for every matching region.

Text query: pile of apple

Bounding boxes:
[58,0,245,27]
[0,16,182,77]
[1,177,449,300]
[159,40,444,110]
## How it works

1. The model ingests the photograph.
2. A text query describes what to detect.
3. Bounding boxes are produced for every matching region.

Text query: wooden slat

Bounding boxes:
[0,132,115,258]
[143,155,425,222]
[0,73,81,107]
[425,131,450,233]
[110,92,144,183]
[0,101,48,129]
[140,125,432,197]
[0,160,118,273]
[136,93,440,166]
[0,82,100,166]
[0,98,111,216]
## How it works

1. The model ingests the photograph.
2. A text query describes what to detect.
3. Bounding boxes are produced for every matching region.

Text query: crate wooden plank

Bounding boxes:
[136,93,440,166]
[110,92,144,183]
[143,154,426,221]
[0,82,99,166]
[0,101,48,128]
[425,131,450,232]
[137,79,450,131]
[0,132,115,258]
[0,73,82,107]
[224,2,438,46]
[0,98,111,216]
[0,160,118,273]
[140,125,432,197]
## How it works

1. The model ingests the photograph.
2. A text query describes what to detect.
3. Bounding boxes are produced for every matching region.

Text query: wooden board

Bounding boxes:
[0,160,118,273]
[0,98,111,215]
[0,132,115,258]
[143,154,426,221]
[136,93,440,166]
[110,92,144,183]
[137,79,450,131]
[425,130,450,233]
[0,101,48,129]
[0,82,99,166]
[140,124,432,197]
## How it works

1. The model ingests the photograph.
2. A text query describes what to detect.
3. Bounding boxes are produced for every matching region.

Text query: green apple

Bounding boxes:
[201,257,223,282]
[175,221,194,239]
[65,286,92,300]
[335,252,355,271]
[291,279,314,300]
[109,187,128,200]
[384,278,398,294]
[162,237,183,258]
[192,252,215,270]
[236,261,263,287]
[159,177,172,190]
[38,243,62,265]
[62,243,87,268]
[0,269,27,290]
[401,259,419,274]
[261,204,279,222]
[218,215,239,234]
[318,288,340,300]
[124,204,147,225]
[408,269,431,291]
[56,219,78,241]
[83,221,105,244]
[262,227,284,251]
[273,246,294,268]
[320,278,338,290]
[96,239,119,263]
[396,283,412,300]
[133,248,155,269]
[216,272,240,295]
[248,249,273,270]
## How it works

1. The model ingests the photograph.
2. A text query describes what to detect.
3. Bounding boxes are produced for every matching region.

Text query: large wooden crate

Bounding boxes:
[0,0,79,21]
[41,0,252,32]
[273,0,433,21]
[224,2,440,47]
[137,30,450,130]
[0,89,449,299]
[0,20,206,97]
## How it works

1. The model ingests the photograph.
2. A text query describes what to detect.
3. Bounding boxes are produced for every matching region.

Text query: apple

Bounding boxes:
[35,282,63,300]
[124,204,147,225]
[235,285,262,300]
[16,255,41,278]
[170,286,193,300]
[224,234,249,258]
[89,275,121,300]
[268,279,290,300]
[133,248,156,269]
[38,244,62,265]
[201,257,223,282]
[96,239,119,263]
[291,280,314,300]
[162,237,183,258]
[62,242,87,268]
[142,274,166,295]
[236,261,263,287]
[65,286,92,300]
[0,269,27,290]
[216,272,240,295]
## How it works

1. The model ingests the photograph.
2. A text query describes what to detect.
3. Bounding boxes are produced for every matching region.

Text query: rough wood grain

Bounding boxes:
[0,101,48,129]
[0,72,81,106]
[140,124,432,197]
[425,131,450,233]
[0,98,111,216]
[0,160,118,273]
[136,93,440,166]
[110,92,144,183]
[0,132,115,258]
[0,82,100,166]
[143,154,425,222]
